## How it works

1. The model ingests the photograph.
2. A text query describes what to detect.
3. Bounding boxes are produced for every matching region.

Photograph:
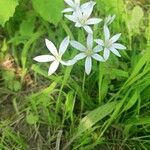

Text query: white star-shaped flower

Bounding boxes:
[70,34,104,75]
[95,25,126,60]
[64,2,102,34]
[33,37,73,76]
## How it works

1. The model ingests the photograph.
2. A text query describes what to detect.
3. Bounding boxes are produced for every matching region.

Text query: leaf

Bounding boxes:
[78,102,117,134]
[26,113,39,125]
[0,0,19,27]
[111,69,129,78]
[32,0,64,25]
[123,91,138,111]
[129,6,144,34]
[19,11,36,37]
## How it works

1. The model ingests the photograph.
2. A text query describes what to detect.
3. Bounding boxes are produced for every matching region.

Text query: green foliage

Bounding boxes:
[32,0,64,25]
[0,0,19,26]
[128,5,144,35]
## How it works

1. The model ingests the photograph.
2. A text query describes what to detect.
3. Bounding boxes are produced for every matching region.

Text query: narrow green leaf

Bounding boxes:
[123,91,138,111]
[78,102,117,134]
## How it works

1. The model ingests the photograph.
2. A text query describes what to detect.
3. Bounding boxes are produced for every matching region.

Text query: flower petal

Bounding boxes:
[75,22,82,27]
[70,41,86,51]
[92,54,104,62]
[83,2,95,19]
[110,47,121,57]
[75,7,83,20]
[45,39,58,56]
[110,33,121,43]
[64,14,77,22]
[87,33,93,49]
[60,60,75,66]
[81,1,96,11]
[59,36,70,56]
[93,45,103,52]
[62,8,74,13]
[48,60,59,75]
[113,43,126,50]
[104,25,110,41]
[64,0,74,7]
[94,39,104,46]
[85,56,92,75]
[85,18,102,25]
[33,55,55,62]
[83,25,93,34]
[103,48,110,60]
[74,53,86,61]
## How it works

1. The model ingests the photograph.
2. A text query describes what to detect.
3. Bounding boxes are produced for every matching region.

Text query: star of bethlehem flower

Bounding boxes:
[95,25,126,60]
[64,1,102,34]
[70,34,104,75]
[33,37,74,76]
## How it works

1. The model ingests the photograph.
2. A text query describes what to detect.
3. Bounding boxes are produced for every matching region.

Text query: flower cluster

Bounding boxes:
[34,0,126,75]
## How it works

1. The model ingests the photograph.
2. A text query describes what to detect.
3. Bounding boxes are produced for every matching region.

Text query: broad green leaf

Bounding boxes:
[129,6,144,34]
[78,102,117,134]
[0,0,19,27]
[32,0,64,25]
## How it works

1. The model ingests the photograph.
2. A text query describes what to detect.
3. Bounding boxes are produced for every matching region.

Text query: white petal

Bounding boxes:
[92,54,104,62]
[110,47,121,57]
[64,14,77,22]
[75,7,83,20]
[113,43,126,50]
[83,25,93,34]
[87,34,93,49]
[33,55,55,62]
[81,1,96,11]
[60,60,75,66]
[110,33,121,43]
[48,60,59,75]
[94,39,104,46]
[70,41,86,51]
[83,2,95,19]
[75,22,82,27]
[104,48,110,60]
[45,39,58,56]
[74,53,86,61]
[64,0,74,7]
[93,45,103,52]
[59,36,69,56]
[85,18,102,25]
[104,25,110,41]
[62,8,74,13]
[85,56,92,75]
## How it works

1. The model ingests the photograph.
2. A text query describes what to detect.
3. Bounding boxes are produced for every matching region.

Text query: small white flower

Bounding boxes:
[95,25,126,60]
[64,2,102,34]
[104,15,116,26]
[62,0,80,13]
[33,37,74,76]
[70,34,104,75]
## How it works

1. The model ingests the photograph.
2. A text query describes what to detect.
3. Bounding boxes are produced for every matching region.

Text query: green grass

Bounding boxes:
[0,0,150,150]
